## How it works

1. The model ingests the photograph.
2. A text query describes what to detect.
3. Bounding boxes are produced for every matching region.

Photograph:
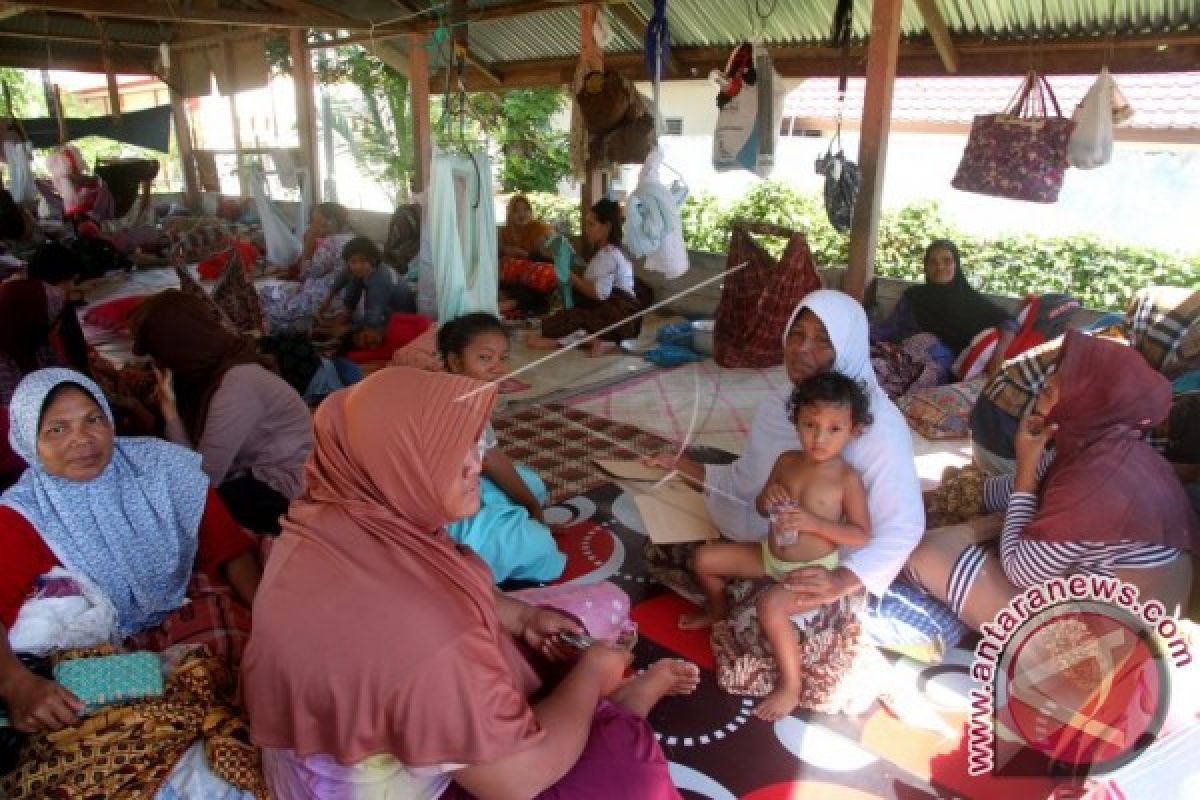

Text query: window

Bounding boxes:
[663,117,684,136]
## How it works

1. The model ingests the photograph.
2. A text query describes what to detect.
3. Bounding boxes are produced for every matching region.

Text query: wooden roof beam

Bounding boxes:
[0,48,153,73]
[11,0,411,32]
[262,0,353,28]
[0,4,27,23]
[0,28,159,48]
[913,0,958,73]
[439,31,1200,89]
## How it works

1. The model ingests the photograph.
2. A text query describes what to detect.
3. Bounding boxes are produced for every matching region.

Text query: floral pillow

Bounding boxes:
[896,377,985,440]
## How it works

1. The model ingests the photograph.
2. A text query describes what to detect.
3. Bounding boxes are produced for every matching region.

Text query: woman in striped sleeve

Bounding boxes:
[907,330,1198,630]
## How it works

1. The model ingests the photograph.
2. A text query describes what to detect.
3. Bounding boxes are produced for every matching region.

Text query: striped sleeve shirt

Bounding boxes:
[998,492,1180,588]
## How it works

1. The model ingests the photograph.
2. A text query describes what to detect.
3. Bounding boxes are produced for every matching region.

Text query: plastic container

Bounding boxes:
[692,319,715,355]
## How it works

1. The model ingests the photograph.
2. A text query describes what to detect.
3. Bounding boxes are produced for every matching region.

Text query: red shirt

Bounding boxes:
[0,489,254,629]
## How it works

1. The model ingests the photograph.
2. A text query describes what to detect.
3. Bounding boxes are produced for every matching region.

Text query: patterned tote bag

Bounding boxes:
[952,71,1075,203]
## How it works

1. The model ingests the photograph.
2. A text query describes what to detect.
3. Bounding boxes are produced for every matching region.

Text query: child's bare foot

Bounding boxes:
[753,685,800,722]
[524,333,560,350]
[610,658,701,718]
[678,610,718,630]
[588,339,618,357]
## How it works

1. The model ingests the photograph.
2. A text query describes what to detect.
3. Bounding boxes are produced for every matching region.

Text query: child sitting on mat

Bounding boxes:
[680,372,873,720]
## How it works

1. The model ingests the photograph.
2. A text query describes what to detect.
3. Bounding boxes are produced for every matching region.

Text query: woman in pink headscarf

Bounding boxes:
[243,367,697,799]
[907,330,1199,629]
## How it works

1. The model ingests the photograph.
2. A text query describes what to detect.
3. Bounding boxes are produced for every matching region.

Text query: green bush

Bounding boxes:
[677,182,1199,311]
[525,192,582,235]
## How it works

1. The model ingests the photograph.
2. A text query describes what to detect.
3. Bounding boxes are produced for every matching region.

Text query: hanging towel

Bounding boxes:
[624,148,688,278]
[427,150,499,321]
[3,140,36,208]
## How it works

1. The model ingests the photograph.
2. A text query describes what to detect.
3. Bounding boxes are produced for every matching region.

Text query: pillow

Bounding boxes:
[82,294,147,332]
[346,313,434,364]
[896,377,984,440]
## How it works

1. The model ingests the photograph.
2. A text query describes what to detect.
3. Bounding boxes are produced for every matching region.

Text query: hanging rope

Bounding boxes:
[645,0,670,133]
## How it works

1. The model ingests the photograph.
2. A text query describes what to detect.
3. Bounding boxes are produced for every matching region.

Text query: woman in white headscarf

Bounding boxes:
[645,290,925,710]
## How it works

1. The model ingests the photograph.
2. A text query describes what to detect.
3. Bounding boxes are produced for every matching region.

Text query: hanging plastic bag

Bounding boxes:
[815,132,860,232]
[712,43,781,177]
[248,166,302,267]
[625,147,688,278]
[1067,68,1118,170]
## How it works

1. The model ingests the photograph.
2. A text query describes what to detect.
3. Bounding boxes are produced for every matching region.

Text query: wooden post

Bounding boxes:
[289,29,321,202]
[167,54,200,210]
[579,3,603,218]
[844,0,902,303]
[409,33,432,194]
[221,39,247,196]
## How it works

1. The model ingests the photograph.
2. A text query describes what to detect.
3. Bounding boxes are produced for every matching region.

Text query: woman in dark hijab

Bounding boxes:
[872,239,1017,378]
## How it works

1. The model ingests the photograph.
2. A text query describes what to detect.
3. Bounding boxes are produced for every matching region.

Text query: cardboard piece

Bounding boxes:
[592,459,668,482]
[632,479,720,544]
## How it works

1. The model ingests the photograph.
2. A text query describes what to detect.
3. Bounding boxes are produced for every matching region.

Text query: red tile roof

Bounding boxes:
[782,73,1200,130]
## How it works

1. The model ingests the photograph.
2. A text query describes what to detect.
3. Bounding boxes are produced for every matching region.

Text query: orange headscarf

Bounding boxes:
[243,368,543,766]
[500,194,552,256]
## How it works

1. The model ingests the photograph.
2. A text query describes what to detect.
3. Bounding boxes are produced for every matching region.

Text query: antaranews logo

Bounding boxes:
[966,575,1191,778]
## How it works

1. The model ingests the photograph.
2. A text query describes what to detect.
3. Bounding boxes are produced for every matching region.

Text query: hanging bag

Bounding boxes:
[713,222,822,369]
[815,127,860,233]
[1067,67,1118,170]
[952,71,1075,203]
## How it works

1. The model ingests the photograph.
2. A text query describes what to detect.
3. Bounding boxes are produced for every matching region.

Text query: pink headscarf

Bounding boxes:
[243,368,543,766]
[1026,331,1199,550]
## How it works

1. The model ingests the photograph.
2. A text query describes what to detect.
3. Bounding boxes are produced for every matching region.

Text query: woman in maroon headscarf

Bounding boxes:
[907,330,1198,630]
[243,367,697,800]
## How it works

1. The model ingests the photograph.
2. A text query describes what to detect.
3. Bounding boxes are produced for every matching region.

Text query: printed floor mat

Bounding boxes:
[540,480,1068,800]
[497,404,1104,798]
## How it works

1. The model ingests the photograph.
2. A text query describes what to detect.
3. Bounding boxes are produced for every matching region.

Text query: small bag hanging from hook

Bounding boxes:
[814,0,860,232]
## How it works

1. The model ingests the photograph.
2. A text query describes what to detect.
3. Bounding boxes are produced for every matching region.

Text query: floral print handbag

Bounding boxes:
[951,70,1075,203]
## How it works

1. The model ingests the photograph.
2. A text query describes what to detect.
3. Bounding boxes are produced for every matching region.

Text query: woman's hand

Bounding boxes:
[577,644,633,696]
[1015,414,1056,467]
[783,566,859,608]
[522,606,586,663]
[152,366,178,421]
[0,669,84,733]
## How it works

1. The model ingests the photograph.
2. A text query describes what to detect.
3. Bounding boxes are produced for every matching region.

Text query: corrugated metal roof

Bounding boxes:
[782,71,1200,129]
[457,0,1200,66]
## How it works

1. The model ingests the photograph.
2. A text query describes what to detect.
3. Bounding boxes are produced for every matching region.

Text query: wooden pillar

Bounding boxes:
[289,29,321,201]
[222,40,247,196]
[579,4,603,218]
[844,0,903,303]
[167,55,200,210]
[409,33,432,194]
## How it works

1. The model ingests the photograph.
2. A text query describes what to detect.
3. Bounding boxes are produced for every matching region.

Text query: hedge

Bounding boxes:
[526,183,1199,311]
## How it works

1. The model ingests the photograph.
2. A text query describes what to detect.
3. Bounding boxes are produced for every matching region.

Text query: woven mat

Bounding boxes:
[494,404,672,504]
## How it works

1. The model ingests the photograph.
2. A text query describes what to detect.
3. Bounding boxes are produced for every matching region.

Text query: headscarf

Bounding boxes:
[129,289,272,442]
[243,368,543,766]
[1025,331,1199,550]
[500,194,552,256]
[0,368,207,637]
[904,240,1012,353]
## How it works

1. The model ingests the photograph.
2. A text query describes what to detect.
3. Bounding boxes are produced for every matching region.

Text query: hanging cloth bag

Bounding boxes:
[952,71,1075,203]
[1067,67,1123,170]
[713,222,823,369]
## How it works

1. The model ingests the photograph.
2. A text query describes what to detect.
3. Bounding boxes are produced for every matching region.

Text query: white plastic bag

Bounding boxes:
[248,167,302,267]
[1067,68,1118,170]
